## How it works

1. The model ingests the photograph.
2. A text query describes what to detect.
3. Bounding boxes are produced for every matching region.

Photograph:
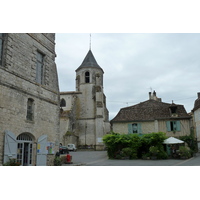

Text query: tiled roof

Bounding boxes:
[76,50,103,72]
[111,99,191,122]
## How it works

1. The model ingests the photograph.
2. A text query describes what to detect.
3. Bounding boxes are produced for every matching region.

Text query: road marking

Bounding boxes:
[86,157,108,165]
[173,157,194,166]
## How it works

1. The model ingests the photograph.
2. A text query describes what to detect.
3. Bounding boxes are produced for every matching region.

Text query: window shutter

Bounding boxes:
[176,121,181,131]
[36,135,47,166]
[138,123,142,133]
[128,124,132,134]
[4,130,17,163]
[166,121,171,131]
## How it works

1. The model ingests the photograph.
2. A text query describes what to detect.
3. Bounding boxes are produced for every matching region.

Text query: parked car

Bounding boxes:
[59,146,69,154]
[67,144,77,151]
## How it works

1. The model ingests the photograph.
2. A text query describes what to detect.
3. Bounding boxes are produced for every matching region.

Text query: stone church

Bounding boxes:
[60,49,110,150]
[0,33,60,166]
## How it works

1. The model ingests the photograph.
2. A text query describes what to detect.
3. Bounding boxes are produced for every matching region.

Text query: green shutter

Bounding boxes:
[166,121,171,131]
[138,123,142,133]
[176,121,181,131]
[128,124,132,134]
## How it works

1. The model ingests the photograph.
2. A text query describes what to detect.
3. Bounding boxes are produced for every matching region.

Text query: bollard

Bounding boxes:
[66,153,73,164]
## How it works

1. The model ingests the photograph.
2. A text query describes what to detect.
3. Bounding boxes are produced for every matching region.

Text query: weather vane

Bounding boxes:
[89,33,91,50]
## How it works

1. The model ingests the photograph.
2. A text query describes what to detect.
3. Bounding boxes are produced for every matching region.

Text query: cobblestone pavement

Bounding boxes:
[61,151,200,166]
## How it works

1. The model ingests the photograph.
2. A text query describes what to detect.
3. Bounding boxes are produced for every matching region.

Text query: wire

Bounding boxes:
[107,96,197,105]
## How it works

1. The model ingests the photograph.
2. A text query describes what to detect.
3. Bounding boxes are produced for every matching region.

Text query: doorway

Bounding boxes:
[17,133,33,166]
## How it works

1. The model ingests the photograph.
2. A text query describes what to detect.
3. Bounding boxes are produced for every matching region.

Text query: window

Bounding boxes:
[85,71,90,83]
[0,33,5,65]
[60,98,66,107]
[26,98,34,121]
[166,121,181,132]
[132,123,138,133]
[170,107,177,114]
[128,123,142,134]
[36,51,44,84]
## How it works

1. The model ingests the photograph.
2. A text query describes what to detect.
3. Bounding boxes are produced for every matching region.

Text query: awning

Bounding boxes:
[163,137,184,144]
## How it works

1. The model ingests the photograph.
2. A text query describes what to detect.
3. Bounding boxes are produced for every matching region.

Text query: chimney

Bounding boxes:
[198,92,200,99]
[149,92,152,99]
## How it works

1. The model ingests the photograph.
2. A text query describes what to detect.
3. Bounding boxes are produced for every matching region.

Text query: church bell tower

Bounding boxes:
[75,49,109,150]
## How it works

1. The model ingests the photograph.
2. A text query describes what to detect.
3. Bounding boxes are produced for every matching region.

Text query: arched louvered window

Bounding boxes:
[60,98,66,107]
[17,133,33,141]
[85,71,90,83]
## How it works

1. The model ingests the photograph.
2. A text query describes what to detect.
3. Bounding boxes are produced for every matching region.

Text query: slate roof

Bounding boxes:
[111,99,191,123]
[76,50,103,72]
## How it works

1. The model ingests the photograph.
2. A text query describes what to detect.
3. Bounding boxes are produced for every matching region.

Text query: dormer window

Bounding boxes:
[85,71,90,83]
[170,106,177,114]
[169,102,178,116]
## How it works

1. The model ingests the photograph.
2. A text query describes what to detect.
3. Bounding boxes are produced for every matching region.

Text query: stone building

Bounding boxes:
[111,91,192,137]
[0,33,60,166]
[192,92,200,149]
[60,50,110,150]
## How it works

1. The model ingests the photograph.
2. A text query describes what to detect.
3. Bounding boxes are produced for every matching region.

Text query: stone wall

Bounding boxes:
[0,33,60,166]
[194,109,200,142]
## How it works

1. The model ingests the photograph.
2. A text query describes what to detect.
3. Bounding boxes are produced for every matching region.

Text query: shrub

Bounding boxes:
[138,132,167,158]
[54,156,62,166]
[179,135,198,153]
[157,150,168,159]
[142,153,151,159]
[3,158,21,166]
[120,147,138,159]
[179,146,191,159]
[149,146,159,155]
[103,133,141,159]
[103,132,167,159]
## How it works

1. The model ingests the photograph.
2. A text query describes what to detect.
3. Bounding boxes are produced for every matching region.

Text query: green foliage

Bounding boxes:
[54,156,62,166]
[149,145,168,159]
[103,133,141,159]
[142,152,151,159]
[3,158,21,166]
[156,146,168,159]
[138,132,167,158]
[121,147,138,159]
[149,146,159,154]
[65,131,72,136]
[103,132,167,159]
[179,146,191,159]
[179,135,198,153]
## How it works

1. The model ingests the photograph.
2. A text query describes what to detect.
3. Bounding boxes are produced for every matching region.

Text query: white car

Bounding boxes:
[67,144,77,151]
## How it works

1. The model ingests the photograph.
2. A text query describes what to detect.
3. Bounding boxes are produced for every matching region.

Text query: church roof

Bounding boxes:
[76,50,103,72]
[111,99,191,123]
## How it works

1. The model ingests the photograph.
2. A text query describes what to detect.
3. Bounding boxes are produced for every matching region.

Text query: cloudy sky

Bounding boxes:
[55,33,200,120]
